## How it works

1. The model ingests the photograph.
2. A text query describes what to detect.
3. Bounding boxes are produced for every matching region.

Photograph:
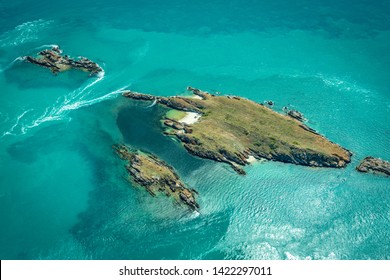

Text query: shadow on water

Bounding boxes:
[3,62,89,90]
[6,124,70,163]
[115,100,207,177]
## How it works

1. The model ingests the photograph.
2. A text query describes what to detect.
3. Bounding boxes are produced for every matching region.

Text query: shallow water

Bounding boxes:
[0,0,389,259]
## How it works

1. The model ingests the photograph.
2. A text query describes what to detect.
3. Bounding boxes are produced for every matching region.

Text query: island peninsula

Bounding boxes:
[123,87,352,175]
[114,144,199,210]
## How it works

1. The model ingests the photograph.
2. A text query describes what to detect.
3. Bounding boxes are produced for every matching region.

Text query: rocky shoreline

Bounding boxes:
[24,46,103,76]
[114,144,199,210]
[356,157,390,177]
[123,87,352,175]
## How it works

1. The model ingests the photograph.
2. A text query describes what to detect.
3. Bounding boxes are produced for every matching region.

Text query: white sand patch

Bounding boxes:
[247,155,257,163]
[179,112,201,125]
[192,95,203,99]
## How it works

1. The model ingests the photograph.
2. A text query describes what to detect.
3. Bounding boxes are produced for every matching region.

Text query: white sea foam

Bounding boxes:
[145,99,157,108]
[0,56,25,72]
[1,70,129,137]
[23,80,128,133]
[316,74,371,94]
[2,109,34,136]
[0,19,54,47]
[33,44,59,50]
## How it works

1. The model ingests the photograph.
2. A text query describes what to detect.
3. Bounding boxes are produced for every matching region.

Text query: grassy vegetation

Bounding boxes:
[165,109,187,121]
[124,88,351,173]
[187,95,350,161]
[136,152,174,179]
[163,91,351,171]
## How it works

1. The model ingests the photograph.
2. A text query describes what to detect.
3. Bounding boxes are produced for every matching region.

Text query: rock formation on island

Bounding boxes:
[114,144,199,210]
[356,157,390,177]
[122,87,352,175]
[283,106,305,122]
[24,46,103,76]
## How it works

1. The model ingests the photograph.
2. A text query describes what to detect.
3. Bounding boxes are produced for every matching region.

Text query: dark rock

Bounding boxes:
[113,144,200,210]
[122,91,156,101]
[187,86,209,99]
[24,47,103,76]
[287,110,304,121]
[356,157,390,177]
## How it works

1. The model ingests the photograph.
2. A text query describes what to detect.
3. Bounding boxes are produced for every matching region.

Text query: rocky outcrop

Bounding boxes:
[114,144,199,210]
[24,46,103,75]
[356,157,390,177]
[122,91,156,101]
[283,106,305,122]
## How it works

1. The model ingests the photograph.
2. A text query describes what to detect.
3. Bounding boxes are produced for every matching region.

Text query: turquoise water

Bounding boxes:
[0,0,389,259]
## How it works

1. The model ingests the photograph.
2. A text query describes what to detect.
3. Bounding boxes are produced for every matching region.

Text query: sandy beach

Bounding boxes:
[246,155,257,163]
[179,112,201,125]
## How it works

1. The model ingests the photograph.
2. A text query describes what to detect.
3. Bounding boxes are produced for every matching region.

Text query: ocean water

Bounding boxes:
[0,0,389,260]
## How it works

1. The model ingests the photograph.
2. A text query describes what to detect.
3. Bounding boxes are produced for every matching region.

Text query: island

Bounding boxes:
[123,87,352,175]
[114,144,199,210]
[356,157,390,177]
[24,46,103,76]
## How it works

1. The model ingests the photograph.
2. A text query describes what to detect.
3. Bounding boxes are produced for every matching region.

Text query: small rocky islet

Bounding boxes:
[114,144,199,211]
[356,157,390,177]
[24,46,103,76]
[123,87,352,175]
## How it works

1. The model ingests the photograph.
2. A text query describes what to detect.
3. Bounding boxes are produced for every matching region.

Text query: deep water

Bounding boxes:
[0,0,389,259]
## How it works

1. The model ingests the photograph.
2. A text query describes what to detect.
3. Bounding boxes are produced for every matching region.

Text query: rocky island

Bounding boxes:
[24,46,103,76]
[114,144,199,210]
[123,87,352,175]
[356,157,390,177]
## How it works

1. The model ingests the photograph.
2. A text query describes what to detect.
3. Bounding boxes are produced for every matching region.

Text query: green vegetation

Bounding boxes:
[165,109,187,121]
[123,88,351,174]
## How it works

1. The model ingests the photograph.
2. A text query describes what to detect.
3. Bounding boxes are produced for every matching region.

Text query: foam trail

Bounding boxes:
[61,70,105,104]
[59,87,128,112]
[78,70,105,95]
[0,56,25,72]
[145,99,157,108]
[34,44,59,50]
[2,109,33,136]
[23,85,130,132]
